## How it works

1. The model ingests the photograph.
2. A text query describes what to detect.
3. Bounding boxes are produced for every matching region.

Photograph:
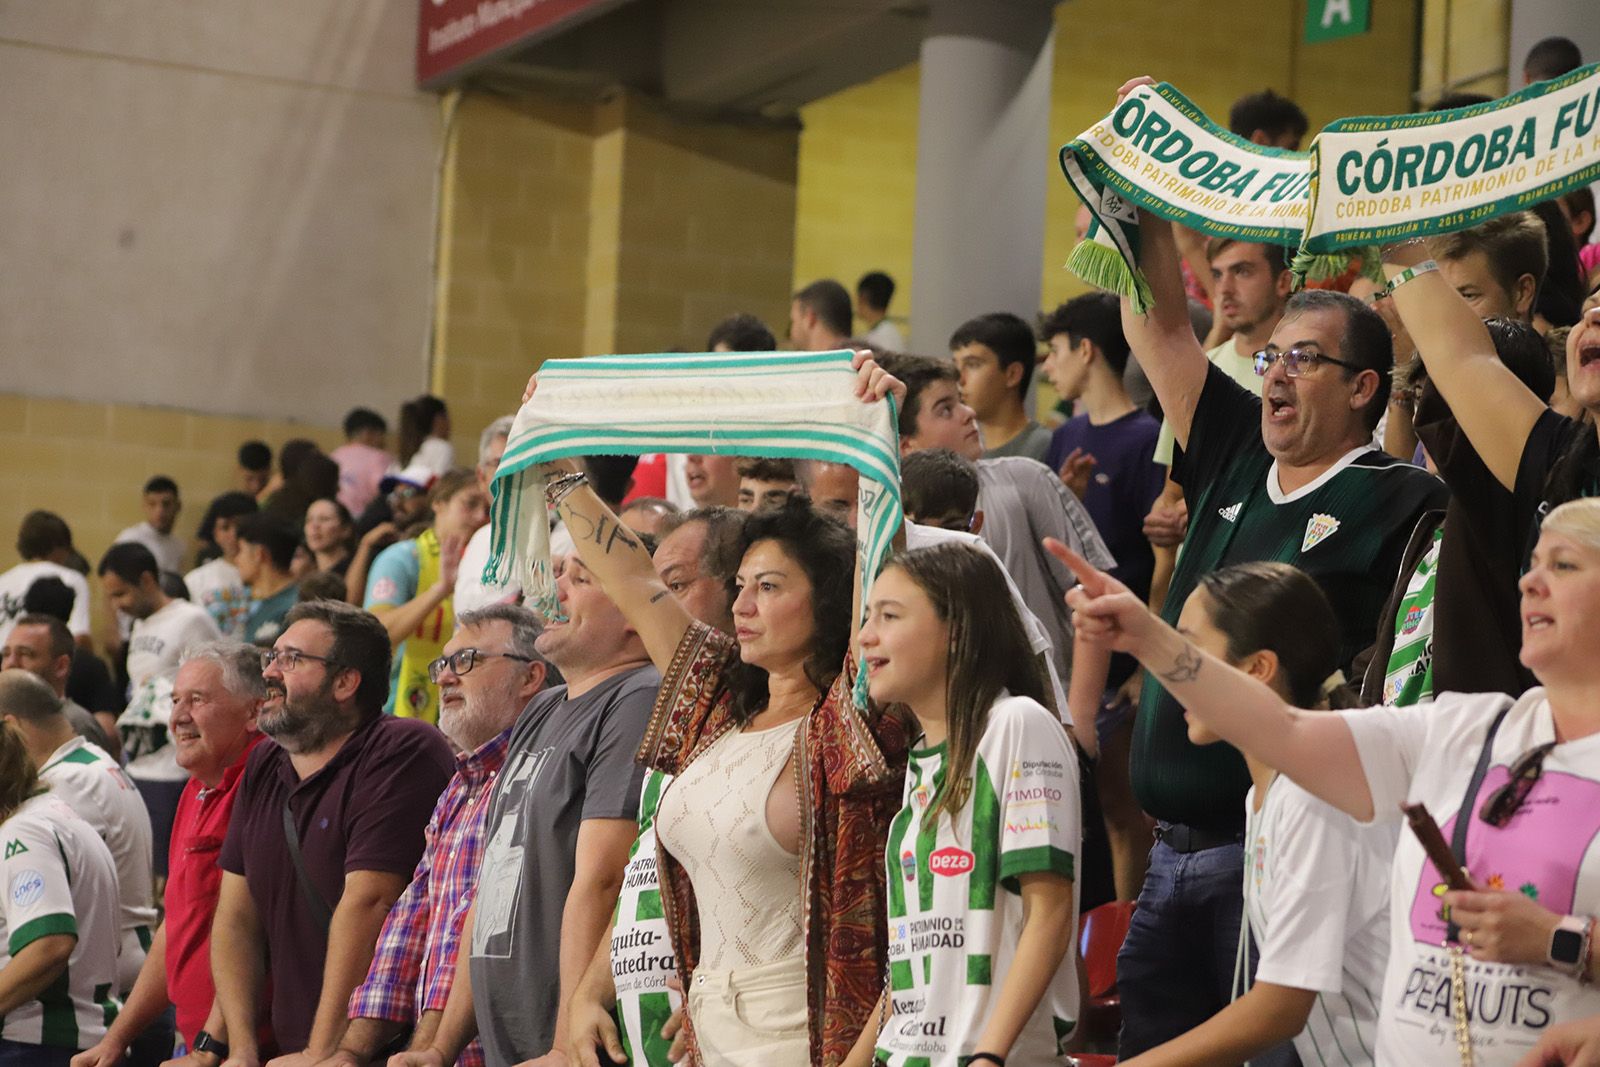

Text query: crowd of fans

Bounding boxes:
[6,43,1600,1067]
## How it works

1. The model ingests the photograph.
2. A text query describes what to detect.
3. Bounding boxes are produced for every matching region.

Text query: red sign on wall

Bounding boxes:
[416,0,620,88]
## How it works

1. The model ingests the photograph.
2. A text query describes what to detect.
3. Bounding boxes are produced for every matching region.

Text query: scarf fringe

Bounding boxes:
[1066,238,1155,314]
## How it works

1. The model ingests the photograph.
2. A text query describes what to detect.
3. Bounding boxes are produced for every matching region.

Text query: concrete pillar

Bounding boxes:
[1508,0,1600,87]
[908,0,1056,355]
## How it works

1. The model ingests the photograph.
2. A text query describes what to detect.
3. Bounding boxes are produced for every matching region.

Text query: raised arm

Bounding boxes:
[552,473,694,674]
[1382,240,1547,490]
[1047,540,1375,821]
[1120,214,1212,450]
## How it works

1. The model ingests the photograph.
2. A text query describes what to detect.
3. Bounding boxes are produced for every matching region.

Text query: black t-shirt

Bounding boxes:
[1131,365,1447,831]
[67,647,122,714]
[1413,389,1536,697]
[1515,408,1597,563]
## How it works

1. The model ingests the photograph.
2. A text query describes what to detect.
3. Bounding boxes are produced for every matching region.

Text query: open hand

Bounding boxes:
[569,989,627,1067]
[1058,448,1098,500]
[437,534,468,589]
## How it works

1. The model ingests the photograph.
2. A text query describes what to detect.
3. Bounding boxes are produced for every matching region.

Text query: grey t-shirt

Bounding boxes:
[976,456,1116,674]
[470,664,661,1066]
[983,420,1053,463]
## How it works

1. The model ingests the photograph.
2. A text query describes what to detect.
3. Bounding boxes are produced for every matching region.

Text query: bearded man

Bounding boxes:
[207,601,454,1067]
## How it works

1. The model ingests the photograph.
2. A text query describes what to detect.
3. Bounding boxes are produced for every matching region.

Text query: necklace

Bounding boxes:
[1450,942,1473,1067]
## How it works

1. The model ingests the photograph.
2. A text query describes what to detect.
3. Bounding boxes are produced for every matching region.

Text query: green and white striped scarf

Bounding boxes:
[1060,64,1600,310]
[486,348,902,705]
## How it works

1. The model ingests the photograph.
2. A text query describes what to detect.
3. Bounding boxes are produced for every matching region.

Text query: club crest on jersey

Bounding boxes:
[1302,513,1341,551]
[929,847,974,877]
[913,784,930,808]
[901,850,917,881]
[1219,502,1242,523]
[1400,605,1425,635]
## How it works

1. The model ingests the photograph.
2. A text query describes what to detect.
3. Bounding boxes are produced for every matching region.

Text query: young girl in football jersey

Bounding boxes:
[1118,561,1394,1067]
[846,541,1080,1067]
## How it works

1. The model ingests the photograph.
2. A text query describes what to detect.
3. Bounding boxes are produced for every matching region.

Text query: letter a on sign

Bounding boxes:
[1305,0,1370,43]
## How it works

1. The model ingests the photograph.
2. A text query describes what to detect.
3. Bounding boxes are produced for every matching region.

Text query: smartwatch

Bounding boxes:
[193,1031,230,1061]
[1549,915,1591,976]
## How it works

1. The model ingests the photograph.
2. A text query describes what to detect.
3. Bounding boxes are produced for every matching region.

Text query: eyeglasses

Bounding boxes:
[1253,345,1366,378]
[426,648,537,684]
[1479,741,1557,828]
[260,648,346,674]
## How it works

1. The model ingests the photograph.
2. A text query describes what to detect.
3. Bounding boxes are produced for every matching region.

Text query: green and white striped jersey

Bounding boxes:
[39,736,157,993]
[611,769,677,1067]
[877,697,1080,1067]
[0,792,121,1049]
[1381,528,1444,707]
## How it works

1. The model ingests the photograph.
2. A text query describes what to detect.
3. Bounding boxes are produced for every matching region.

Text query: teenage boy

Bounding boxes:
[950,312,1051,462]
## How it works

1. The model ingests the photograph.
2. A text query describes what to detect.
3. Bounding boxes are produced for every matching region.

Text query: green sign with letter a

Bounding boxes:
[1305,0,1371,43]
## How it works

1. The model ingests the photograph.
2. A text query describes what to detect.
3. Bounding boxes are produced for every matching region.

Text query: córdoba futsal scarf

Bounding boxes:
[1061,64,1600,309]
[485,348,902,705]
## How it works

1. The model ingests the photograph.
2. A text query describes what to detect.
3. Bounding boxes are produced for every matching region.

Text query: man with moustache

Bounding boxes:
[210,601,454,1067]
[72,642,268,1067]
[1111,181,1445,1055]
[327,606,553,1067]
[391,555,659,1067]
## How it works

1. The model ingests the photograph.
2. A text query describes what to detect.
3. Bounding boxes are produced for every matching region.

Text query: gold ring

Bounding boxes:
[1463,929,1474,947]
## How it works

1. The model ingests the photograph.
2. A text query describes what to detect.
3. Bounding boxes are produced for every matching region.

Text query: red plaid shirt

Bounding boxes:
[348,728,510,1067]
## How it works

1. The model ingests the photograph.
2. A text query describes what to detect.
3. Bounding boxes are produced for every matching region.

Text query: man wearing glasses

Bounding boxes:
[1111,205,1447,1057]
[325,604,552,1067]
[208,601,455,1067]
[392,557,659,1067]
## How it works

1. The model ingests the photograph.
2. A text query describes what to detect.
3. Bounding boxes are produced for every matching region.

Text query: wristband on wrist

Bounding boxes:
[1384,260,1439,296]
[968,1054,1006,1066]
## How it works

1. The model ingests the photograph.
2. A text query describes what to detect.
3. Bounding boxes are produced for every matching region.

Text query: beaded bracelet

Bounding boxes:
[544,471,588,508]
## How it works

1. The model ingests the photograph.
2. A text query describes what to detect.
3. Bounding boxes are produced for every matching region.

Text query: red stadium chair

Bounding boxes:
[1078,899,1135,1044]
[1068,1055,1119,1067]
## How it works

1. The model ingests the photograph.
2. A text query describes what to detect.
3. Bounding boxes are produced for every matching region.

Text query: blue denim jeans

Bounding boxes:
[1116,836,1301,1065]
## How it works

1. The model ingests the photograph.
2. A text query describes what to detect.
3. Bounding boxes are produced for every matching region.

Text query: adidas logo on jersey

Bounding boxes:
[1219,503,1242,523]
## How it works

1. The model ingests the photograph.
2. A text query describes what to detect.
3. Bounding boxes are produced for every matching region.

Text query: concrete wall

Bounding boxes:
[0,0,437,574]
[0,2,440,426]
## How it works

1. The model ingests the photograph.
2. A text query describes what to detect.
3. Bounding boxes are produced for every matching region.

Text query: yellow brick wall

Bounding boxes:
[793,0,1423,339]
[792,64,920,327]
[433,93,598,463]
[593,96,798,354]
[435,90,799,461]
[1420,0,1510,103]
[0,391,340,578]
